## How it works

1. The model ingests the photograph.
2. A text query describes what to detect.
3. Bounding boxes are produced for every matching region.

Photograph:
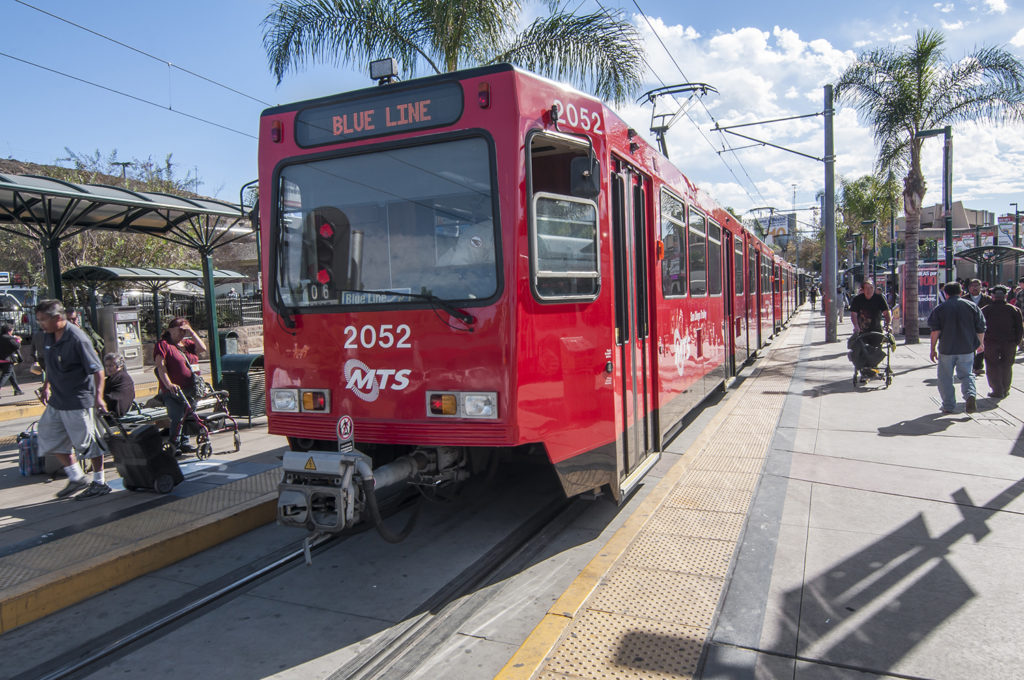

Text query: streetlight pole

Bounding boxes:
[916,126,954,283]
[1013,202,1020,282]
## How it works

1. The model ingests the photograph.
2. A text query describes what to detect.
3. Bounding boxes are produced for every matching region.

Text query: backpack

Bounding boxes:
[0,334,19,362]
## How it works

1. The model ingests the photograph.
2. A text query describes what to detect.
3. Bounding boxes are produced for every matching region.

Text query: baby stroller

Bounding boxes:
[171,378,241,459]
[847,328,896,388]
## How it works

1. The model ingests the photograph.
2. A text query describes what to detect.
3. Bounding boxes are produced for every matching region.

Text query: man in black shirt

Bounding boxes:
[928,282,986,413]
[849,280,891,333]
[981,286,1023,399]
[34,300,109,498]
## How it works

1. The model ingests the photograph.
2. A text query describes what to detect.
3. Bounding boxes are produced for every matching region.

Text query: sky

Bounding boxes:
[1,0,1023,228]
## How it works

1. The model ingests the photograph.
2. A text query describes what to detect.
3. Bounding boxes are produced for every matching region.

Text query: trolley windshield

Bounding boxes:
[275,136,497,309]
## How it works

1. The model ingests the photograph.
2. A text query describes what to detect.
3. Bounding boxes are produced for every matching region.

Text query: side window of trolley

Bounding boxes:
[707,220,722,296]
[528,132,600,301]
[748,244,757,295]
[659,190,687,297]
[734,238,744,294]
[688,209,707,296]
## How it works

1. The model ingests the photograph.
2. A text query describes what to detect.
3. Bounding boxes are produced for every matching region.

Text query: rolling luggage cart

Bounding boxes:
[100,414,184,494]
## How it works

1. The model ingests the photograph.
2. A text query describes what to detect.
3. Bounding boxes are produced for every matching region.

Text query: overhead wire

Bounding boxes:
[625,0,773,208]
[13,0,273,107]
[0,50,257,139]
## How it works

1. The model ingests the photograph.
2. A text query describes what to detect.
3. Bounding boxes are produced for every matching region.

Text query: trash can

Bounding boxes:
[220,353,265,425]
[218,330,240,356]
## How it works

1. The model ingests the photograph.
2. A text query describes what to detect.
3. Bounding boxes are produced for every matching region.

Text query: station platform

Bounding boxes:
[0,360,185,431]
[499,308,1024,679]
[0,404,279,635]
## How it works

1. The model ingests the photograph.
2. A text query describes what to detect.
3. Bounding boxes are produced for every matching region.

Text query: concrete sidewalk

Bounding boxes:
[705,309,1024,678]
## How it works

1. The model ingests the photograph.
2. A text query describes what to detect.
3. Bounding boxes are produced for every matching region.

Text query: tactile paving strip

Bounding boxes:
[528,318,803,680]
[678,470,760,491]
[589,565,724,628]
[538,609,706,680]
[643,507,747,542]
[0,564,45,589]
[623,534,738,579]
[663,485,754,514]
[692,456,766,474]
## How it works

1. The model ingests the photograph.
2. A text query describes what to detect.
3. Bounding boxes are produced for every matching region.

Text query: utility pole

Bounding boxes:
[1012,202,1020,282]
[713,86,835,340]
[111,161,132,180]
[824,85,837,342]
[792,183,798,271]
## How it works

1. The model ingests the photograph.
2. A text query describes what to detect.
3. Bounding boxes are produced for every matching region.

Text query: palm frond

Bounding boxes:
[414,0,519,71]
[487,9,645,104]
[262,0,441,83]
[930,45,1024,126]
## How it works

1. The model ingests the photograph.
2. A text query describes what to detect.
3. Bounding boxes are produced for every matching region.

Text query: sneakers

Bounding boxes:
[966,396,977,413]
[75,482,111,500]
[56,478,89,499]
[13,389,24,396]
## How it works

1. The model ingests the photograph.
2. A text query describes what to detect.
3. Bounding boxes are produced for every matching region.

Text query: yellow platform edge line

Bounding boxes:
[0,495,276,634]
[0,383,160,423]
[492,336,782,680]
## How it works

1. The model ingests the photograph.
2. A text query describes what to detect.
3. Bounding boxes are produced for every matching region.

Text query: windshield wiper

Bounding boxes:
[342,288,476,326]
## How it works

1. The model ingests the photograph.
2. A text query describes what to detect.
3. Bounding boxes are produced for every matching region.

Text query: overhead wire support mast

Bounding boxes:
[712,111,826,162]
[639,83,718,156]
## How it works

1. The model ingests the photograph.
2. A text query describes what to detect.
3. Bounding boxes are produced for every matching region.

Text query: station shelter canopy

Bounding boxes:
[0,172,255,385]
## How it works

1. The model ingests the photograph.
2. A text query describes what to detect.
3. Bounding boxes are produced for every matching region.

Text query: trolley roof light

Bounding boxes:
[370,58,399,85]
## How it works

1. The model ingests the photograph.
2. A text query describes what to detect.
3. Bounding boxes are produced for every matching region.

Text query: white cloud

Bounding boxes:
[1011,27,1024,47]
[942,20,965,30]
[627,17,1024,216]
[984,0,1008,13]
[934,2,955,12]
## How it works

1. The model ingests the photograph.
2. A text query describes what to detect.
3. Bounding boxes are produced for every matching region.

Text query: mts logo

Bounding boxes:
[344,359,412,403]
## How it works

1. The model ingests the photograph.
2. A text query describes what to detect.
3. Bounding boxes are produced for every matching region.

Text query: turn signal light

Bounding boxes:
[271,119,284,143]
[478,82,490,108]
[429,393,458,415]
[300,389,331,412]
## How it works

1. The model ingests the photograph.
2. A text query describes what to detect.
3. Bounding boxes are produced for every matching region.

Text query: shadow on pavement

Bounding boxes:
[877,412,968,436]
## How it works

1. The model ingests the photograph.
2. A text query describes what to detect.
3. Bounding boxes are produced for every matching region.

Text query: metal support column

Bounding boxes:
[942,127,954,283]
[43,236,62,301]
[201,251,222,388]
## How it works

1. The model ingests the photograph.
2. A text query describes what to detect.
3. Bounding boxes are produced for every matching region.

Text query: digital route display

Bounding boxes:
[295,81,464,147]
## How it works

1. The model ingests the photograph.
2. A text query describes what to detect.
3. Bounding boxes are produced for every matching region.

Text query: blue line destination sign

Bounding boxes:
[295,81,464,147]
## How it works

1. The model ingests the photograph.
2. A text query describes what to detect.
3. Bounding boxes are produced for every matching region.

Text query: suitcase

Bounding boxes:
[17,423,45,476]
[103,419,183,494]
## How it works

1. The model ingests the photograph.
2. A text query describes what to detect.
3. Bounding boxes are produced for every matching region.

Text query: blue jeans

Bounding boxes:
[937,352,976,410]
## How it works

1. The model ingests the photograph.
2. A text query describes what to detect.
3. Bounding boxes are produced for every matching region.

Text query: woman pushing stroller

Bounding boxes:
[849,280,893,384]
[153,317,207,453]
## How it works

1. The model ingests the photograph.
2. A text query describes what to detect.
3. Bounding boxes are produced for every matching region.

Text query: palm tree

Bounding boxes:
[262,0,645,104]
[836,29,1024,343]
[839,174,902,283]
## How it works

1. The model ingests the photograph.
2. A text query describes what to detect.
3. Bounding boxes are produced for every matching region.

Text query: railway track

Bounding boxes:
[24,474,582,680]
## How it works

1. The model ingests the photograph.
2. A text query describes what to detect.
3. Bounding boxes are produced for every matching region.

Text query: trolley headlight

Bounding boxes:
[271,388,299,412]
[462,393,497,418]
[426,391,498,419]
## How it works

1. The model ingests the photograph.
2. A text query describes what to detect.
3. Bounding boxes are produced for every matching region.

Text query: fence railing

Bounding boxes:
[137,298,262,337]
